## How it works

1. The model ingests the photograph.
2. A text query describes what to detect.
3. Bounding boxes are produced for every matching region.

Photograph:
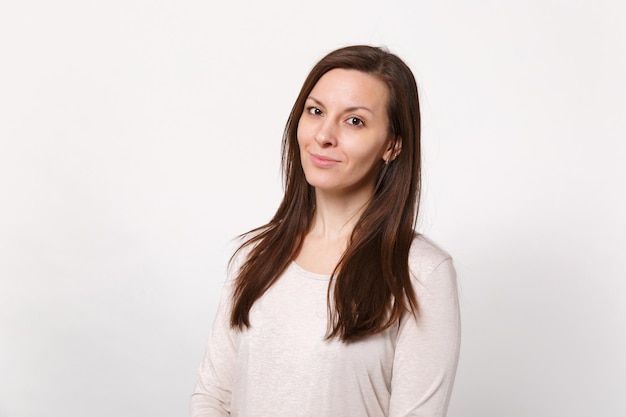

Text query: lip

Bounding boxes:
[310,153,340,168]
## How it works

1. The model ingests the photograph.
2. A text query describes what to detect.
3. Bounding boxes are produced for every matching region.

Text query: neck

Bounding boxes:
[309,186,374,242]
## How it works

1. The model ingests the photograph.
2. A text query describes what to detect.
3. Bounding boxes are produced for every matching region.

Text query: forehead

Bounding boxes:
[309,68,389,111]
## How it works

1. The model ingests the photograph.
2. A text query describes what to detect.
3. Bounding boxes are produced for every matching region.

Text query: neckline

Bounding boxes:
[290,261,332,281]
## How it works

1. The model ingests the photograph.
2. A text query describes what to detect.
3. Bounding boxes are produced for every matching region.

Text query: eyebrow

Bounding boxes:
[306,96,375,115]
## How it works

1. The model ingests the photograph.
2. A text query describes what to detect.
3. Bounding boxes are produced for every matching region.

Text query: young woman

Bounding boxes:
[191,45,460,417]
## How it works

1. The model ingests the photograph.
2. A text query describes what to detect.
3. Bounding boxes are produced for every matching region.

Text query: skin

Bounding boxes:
[294,68,399,274]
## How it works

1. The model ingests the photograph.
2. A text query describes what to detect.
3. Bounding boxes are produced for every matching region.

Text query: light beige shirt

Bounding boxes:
[191,235,461,417]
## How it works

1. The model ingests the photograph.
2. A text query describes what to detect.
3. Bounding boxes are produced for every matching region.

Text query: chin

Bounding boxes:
[304,178,337,191]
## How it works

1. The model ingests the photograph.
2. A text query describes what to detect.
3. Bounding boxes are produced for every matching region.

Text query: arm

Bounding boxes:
[389,258,461,417]
[190,278,238,417]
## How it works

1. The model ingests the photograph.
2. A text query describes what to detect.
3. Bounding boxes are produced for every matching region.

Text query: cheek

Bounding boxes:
[350,140,385,164]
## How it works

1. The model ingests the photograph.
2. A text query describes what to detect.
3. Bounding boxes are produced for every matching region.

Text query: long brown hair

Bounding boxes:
[230,45,422,342]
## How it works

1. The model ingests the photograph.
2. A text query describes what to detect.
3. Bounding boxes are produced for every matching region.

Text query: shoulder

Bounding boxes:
[408,234,454,284]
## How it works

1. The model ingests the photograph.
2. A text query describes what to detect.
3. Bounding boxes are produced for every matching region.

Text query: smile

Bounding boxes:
[310,153,340,168]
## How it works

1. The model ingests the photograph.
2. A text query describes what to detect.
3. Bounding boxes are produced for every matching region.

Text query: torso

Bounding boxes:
[230,261,396,417]
[215,234,459,417]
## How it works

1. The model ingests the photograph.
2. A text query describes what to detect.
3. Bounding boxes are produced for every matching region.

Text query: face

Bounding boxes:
[297,68,395,198]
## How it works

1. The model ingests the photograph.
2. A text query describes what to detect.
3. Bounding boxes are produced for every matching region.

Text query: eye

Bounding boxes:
[347,116,365,127]
[306,106,323,116]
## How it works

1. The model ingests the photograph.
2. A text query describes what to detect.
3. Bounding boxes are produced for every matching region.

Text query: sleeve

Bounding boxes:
[388,258,461,417]
[190,276,239,417]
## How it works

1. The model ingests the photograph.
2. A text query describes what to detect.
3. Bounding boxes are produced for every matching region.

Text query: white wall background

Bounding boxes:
[1,1,624,416]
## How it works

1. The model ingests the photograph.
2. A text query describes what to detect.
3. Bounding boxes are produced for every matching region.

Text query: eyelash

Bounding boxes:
[305,107,365,127]
[307,106,323,116]
[347,117,365,127]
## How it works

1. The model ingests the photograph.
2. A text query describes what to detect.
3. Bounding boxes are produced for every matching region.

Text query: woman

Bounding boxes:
[191,45,460,417]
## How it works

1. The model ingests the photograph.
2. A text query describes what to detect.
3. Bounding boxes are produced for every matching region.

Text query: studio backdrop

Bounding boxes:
[1,1,624,416]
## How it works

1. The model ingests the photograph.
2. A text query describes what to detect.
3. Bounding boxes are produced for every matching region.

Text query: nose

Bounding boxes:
[314,118,337,147]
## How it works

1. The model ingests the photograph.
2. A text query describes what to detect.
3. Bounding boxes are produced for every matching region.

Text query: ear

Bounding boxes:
[383,137,402,163]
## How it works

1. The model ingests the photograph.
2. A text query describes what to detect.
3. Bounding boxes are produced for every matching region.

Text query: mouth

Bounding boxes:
[310,153,340,167]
